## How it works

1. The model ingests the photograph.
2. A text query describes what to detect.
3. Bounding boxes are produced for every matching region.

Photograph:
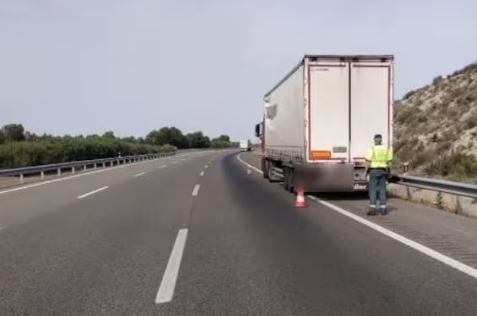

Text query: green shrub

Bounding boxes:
[424,152,477,181]
[395,105,416,125]
[0,138,176,169]
[464,113,477,129]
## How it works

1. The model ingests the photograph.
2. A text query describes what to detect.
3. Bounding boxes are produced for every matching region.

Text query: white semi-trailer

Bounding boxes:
[255,55,394,192]
[239,139,252,151]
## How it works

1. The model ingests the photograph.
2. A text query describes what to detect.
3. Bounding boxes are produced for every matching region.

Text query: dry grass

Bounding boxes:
[394,61,477,182]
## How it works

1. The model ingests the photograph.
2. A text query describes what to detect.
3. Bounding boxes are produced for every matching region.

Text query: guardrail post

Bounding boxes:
[71,166,75,174]
[19,173,24,184]
[84,165,87,171]
[94,163,97,169]
[40,171,44,180]
[57,168,61,176]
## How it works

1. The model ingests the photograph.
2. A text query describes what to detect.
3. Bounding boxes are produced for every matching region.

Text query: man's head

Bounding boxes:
[373,134,382,145]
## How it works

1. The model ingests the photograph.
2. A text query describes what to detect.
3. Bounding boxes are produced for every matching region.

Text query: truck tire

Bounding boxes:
[283,168,290,191]
[267,162,274,182]
[261,159,269,179]
[267,161,282,183]
[287,168,295,193]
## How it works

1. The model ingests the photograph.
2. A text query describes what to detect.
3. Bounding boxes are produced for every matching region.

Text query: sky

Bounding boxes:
[1,0,476,140]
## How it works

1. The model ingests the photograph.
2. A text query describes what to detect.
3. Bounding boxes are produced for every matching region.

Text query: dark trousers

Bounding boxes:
[369,169,387,208]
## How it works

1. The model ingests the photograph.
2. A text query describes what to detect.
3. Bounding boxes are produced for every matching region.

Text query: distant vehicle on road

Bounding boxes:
[239,139,252,152]
[255,55,394,193]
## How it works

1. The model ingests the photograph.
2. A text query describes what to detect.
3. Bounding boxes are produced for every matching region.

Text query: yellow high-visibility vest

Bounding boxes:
[366,145,393,168]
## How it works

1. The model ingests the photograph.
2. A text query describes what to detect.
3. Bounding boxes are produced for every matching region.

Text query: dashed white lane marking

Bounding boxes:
[236,152,477,281]
[200,171,205,177]
[155,228,188,304]
[133,172,146,178]
[204,165,209,169]
[192,184,200,196]
[308,196,477,281]
[77,186,109,199]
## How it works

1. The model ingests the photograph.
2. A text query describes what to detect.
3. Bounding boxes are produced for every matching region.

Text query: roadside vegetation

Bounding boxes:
[0,124,236,169]
[394,61,477,183]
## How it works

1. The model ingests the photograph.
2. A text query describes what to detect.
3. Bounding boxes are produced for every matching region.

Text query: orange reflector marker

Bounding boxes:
[311,150,331,160]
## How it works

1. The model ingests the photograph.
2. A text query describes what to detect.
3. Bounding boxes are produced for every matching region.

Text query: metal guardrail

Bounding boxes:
[0,152,176,184]
[390,174,477,199]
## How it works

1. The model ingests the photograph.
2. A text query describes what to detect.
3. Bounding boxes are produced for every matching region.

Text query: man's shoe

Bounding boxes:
[379,206,388,215]
[367,209,377,216]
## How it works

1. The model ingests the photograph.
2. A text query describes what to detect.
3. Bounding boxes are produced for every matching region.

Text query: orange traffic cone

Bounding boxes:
[295,190,308,208]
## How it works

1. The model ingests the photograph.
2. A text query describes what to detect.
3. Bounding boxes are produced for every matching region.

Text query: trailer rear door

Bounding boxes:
[350,61,392,160]
[308,62,350,162]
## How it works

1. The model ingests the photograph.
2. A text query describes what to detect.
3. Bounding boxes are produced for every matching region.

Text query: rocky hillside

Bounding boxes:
[394,62,477,182]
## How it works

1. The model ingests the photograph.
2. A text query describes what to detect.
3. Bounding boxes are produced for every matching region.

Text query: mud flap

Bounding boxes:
[294,163,354,193]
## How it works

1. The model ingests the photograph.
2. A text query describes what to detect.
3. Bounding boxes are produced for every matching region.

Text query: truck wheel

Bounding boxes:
[283,168,290,191]
[261,159,269,179]
[287,169,295,193]
[267,162,273,182]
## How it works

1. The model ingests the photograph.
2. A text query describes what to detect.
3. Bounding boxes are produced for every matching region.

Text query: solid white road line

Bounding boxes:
[155,229,188,304]
[236,154,263,174]
[77,186,109,199]
[133,172,146,178]
[200,171,205,176]
[192,184,200,196]
[309,196,477,281]
[235,152,477,281]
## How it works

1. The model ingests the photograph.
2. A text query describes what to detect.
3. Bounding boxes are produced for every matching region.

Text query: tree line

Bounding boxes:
[0,124,236,169]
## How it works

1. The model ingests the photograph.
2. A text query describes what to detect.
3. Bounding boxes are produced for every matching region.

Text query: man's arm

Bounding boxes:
[365,148,373,175]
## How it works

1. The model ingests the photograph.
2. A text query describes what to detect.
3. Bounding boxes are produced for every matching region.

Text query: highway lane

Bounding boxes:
[160,152,477,315]
[1,150,477,315]
[0,151,217,315]
[0,152,204,228]
[239,151,477,270]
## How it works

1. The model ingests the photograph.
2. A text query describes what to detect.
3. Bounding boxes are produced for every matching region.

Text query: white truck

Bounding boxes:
[255,55,394,192]
[239,139,252,152]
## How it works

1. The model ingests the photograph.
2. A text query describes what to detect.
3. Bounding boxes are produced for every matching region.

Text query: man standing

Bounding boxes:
[365,134,393,215]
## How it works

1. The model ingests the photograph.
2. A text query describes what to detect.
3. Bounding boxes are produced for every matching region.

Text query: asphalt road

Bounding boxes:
[1,150,477,315]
